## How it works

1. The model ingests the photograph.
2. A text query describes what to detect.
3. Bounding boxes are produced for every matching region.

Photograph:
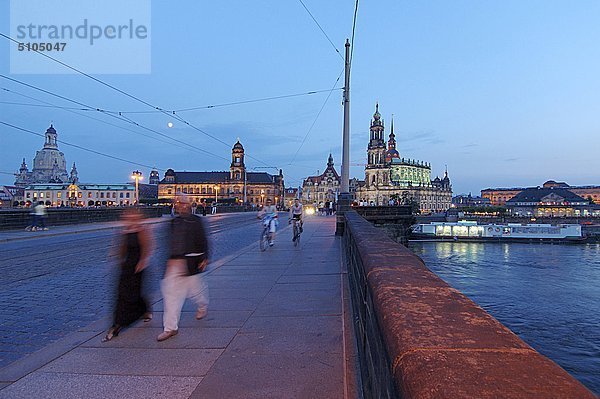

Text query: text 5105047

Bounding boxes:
[17,42,67,51]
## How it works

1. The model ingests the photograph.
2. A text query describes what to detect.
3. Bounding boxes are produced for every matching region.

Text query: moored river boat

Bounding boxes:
[411,221,584,242]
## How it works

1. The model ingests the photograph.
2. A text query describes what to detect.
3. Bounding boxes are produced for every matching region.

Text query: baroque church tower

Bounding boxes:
[385,116,400,163]
[230,139,245,181]
[365,103,388,188]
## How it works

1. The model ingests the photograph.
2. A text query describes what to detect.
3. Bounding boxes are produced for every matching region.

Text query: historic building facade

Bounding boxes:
[13,124,153,207]
[14,125,79,187]
[23,183,135,207]
[158,140,285,207]
[482,180,600,206]
[355,104,452,212]
[302,154,340,205]
[505,187,596,217]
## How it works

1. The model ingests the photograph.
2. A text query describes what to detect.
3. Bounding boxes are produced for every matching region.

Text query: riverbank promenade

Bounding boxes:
[0,217,358,398]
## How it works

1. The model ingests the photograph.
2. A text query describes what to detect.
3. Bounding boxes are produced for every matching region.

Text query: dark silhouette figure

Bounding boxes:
[103,209,152,341]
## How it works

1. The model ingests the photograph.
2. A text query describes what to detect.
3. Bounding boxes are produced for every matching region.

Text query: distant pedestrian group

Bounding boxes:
[315,201,336,216]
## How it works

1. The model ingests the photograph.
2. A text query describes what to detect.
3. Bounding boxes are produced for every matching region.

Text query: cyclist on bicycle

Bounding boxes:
[288,198,303,241]
[257,198,278,246]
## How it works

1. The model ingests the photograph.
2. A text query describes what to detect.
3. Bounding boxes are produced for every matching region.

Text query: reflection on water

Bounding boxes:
[409,242,600,394]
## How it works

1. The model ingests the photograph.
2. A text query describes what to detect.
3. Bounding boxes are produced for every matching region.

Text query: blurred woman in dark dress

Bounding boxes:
[103,208,152,342]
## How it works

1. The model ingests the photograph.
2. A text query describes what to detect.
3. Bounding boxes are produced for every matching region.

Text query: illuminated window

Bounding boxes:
[57,192,62,198]
[78,192,82,198]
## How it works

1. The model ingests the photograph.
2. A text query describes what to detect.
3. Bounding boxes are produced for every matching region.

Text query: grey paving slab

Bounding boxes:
[271,281,341,291]
[0,372,201,399]
[81,327,237,349]
[0,331,101,382]
[204,276,279,287]
[208,269,285,277]
[254,294,342,317]
[276,274,341,285]
[40,347,222,376]
[152,297,262,312]
[208,297,264,311]
[204,280,271,289]
[227,330,342,356]
[190,352,344,399]
[285,264,341,275]
[138,310,252,329]
[240,315,342,334]
[206,287,272,299]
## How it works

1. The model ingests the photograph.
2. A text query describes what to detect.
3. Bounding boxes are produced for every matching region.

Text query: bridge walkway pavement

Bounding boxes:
[0,216,359,399]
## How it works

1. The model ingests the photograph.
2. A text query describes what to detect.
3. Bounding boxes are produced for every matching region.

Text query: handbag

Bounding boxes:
[185,253,206,275]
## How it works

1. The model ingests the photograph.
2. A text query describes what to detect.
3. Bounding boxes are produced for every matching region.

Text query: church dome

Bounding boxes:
[233,140,244,151]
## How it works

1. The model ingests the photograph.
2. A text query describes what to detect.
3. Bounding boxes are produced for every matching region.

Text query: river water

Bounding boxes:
[409,241,600,394]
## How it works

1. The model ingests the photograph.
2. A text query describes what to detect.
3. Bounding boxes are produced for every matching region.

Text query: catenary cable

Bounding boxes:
[1,121,161,171]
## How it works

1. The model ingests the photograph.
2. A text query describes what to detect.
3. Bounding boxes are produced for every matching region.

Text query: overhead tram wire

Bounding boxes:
[1,87,217,157]
[0,75,229,162]
[288,67,345,166]
[1,83,339,162]
[350,0,359,68]
[0,121,161,171]
[0,88,344,114]
[117,88,343,114]
[0,33,280,169]
[297,0,344,62]
[0,100,89,111]
[287,0,359,178]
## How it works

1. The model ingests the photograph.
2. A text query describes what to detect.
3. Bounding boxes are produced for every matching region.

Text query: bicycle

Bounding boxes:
[290,217,302,247]
[260,216,275,252]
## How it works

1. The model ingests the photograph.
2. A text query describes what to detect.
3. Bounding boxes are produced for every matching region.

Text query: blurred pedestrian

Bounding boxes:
[103,208,152,342]
[191,202,197,215]
[158,199,209,342]
[34,201,48,230]
[27,204,37,231]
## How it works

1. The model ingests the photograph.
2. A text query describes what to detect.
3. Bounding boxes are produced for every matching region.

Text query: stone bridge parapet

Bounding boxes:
[343,210,595,398]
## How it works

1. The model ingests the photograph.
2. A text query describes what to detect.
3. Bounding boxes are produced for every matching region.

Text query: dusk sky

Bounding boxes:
[1,0,600,195]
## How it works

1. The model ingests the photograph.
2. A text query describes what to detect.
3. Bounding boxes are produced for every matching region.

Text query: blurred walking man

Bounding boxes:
[158,198,209,342]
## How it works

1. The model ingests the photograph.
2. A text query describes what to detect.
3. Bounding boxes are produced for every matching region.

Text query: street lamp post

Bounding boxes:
[336,39,352,235]
[214,185,219,204]
[131,170,143,206]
